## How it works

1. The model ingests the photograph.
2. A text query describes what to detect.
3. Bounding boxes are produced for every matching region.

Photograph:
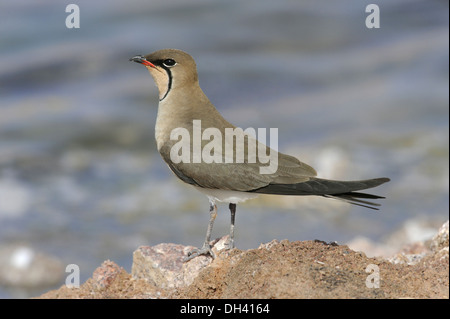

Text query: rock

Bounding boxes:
[171,235,449,299]
[36,221,449,299]
[131,236,229,288]
[258,239,280,250]
[427,220,449,263]
[430,220,449,253]
[348,219,449,266]
[92,260,125,291]
[387,220,449,265]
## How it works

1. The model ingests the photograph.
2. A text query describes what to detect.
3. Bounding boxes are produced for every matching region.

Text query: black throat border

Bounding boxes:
[153,59,173,101]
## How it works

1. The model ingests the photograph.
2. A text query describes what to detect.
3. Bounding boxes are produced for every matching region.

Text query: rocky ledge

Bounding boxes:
[38,221,448,299]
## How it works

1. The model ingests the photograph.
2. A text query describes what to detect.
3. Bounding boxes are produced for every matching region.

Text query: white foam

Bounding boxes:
[10,246,35,270]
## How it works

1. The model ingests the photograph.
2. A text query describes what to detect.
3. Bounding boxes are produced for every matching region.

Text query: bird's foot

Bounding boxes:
[183,243,215,262]
[224,237,235,250]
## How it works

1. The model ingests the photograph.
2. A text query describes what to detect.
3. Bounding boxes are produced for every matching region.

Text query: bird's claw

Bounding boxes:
[183,243,215,262]
[224,238,235,250]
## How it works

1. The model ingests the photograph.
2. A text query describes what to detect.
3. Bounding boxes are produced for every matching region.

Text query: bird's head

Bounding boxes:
[130,49,199,101]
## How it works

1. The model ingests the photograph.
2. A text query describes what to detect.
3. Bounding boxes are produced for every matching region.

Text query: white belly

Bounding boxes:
[193,186,259,204]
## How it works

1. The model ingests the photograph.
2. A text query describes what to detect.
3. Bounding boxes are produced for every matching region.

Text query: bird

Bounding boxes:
[129,49,390,261]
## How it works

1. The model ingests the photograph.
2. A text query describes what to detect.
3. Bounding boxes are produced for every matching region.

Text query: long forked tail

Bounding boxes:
[323,191,386,210]
[251,177,390,210]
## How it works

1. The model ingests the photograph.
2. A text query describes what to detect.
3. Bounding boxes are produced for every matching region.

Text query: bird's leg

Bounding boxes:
[184,200,217,261]
[225,203,236,249]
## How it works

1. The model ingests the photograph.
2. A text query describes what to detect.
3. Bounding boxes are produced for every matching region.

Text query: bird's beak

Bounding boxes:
[129,55,156,68]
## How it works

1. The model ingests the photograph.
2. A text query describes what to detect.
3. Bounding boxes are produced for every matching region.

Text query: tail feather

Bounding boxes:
[251,177,390,209]
[323,192,385,210]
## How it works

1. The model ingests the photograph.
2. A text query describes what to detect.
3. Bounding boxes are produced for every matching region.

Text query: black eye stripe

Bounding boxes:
[152,59,177,69]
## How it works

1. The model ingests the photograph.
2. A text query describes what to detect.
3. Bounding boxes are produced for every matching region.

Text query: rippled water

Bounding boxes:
[0,0,448,298]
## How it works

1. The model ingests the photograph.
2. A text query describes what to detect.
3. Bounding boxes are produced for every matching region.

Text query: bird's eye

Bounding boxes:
[163,59,176,67]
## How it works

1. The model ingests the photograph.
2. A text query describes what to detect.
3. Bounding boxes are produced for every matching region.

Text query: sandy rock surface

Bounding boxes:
[38,221,448,299]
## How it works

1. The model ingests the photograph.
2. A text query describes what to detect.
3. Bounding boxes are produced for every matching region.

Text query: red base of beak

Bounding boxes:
[130,55,156,68]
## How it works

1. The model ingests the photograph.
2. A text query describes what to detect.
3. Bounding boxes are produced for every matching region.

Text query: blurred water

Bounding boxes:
[0,0,448,298]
